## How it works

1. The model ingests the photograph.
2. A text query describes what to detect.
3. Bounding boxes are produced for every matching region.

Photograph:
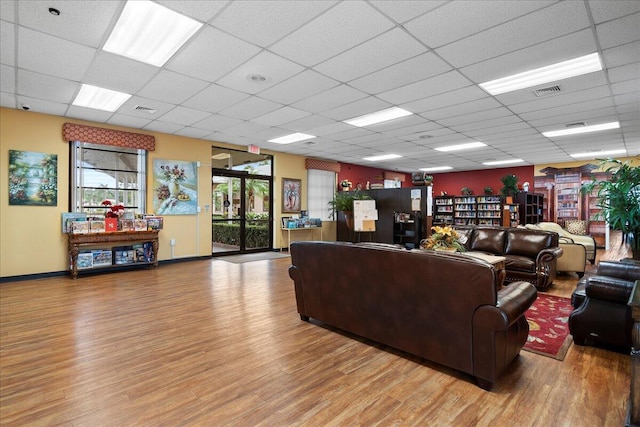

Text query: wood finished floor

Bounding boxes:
[0,233,633,426]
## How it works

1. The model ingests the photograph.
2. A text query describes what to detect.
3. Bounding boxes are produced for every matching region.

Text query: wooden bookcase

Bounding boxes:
[453,196,477,225]
[393,211,422,249]
[516,192,544,225]
[433,195,454,226]
[476,196,502,226]
[68,231,159,279]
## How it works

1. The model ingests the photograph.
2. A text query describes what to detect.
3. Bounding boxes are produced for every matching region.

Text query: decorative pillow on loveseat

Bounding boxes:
[565,220,588,236]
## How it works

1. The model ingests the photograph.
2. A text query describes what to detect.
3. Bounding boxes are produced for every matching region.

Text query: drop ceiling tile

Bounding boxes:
[467,124,536,139]
[589,0,640,24]
[608,62,640,83]
[405,0,551,49]
[65,105,115,123]
[614,92,640,105]
[258,69,339,105]
[83,52,159,95]
[13,95,68,116]
[191,114,244,131]
[305,121,354,137]
[269,1,395,66]
[450,115,523,133]
[377,71,472,105]
[1,64,15,93]
[218,96,283,120]
[291,84,368,113]
[612,79,640,96]
[1,21,15,66]
[526,107,618,128]
[211,0,335,47]
[314,27,426,82]
[143,121,185,134]
[107,114,154,129]
[602,41,640,68]
[156,0,229,22]
[18,27,95,81]
[251,106,311,127]
[18,0,119,47]
[279,114,336,132]
[0,0,15,22]
[220,121,271,137]
[182,84,250,114]
[17,69,78,103]
[509,85,611,114]
[370,0,446,24]
[460,29,598,84]
[174,127,214,139]
[119,96,176,119]
[380,121,444,139]
[435,1,590,68]
[321,127,376,141]
[422,97,503,121]
[438,107,512,127]
[349,52,452,95]
[158,106,211,126]
[216,51,305,95]
[519,97,613,121]
[138,70,209,104]
[319,96,392,121]
[401,86,489,115]
[167,26,261,82]
[596,13,640,49]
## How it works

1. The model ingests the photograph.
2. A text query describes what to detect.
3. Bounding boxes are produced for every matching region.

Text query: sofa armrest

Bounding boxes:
[496,281,538,326]
[597,260,640,281]
[536,246,563,266]
[585,276,635,304]
[559,236,575,244]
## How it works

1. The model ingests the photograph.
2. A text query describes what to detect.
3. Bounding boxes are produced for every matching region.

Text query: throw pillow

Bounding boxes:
[565,220,588,236]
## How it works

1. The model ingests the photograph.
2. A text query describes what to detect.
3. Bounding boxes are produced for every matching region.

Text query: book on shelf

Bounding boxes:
[71,221,89,234]
[145,216,163,230]
[92,249,112,267]
[120,219,134,232]
[113,246,135,265]
[77,251,93,269]
[143,242,154,262]
[89,220,105,233]
[133,219,148,232]
[61,212,87,233]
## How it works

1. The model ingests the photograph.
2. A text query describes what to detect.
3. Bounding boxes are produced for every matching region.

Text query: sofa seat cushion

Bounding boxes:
[468,228,505,255]
[505,255,536,273]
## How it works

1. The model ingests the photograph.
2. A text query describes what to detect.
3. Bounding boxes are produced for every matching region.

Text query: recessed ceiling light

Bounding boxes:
[570,149,627,159]
[268,133,315,144]
[542,121,620,138]
[435,141,487,152]
[420,166,453,172]
[344,107,413,127]
[482,159,524,166]
[480,53,602,95]
[103,0,202,67]
[363,154,402,162]
[72,84,131,112]
[48,7,60,16]
[247,74,271,84]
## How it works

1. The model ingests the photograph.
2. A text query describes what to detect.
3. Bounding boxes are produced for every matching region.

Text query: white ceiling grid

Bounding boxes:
[0,0,638,172]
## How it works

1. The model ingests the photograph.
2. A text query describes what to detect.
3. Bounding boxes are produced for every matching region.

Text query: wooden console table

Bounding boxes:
[68,231,159,279]
[281,227,322,252]
[628,279,640,427]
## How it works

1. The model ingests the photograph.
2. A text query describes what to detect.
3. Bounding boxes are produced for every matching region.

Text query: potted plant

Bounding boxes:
[420,226,466,252]
[484,186,493,195]
[582,158,640,260]
[328,189,371,229]
[461,186,473,196]
[500,174,519,203]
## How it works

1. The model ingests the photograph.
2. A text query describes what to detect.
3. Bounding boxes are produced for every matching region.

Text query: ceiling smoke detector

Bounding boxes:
[532,85,561,97]
[134,105,157,114]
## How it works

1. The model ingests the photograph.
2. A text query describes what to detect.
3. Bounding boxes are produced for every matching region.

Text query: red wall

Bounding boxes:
[428,165,535,196]
[338,163,534,196]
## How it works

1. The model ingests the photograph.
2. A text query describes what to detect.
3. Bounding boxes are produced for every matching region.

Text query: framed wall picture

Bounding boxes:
[282,178,301,213]
[152,159,198,215]
[8,150,58,206]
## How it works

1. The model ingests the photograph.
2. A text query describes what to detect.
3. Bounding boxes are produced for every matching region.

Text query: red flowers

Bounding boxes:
[101,200,125,218]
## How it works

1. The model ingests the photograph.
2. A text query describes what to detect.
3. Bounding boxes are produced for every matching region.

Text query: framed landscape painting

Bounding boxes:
[282,178,301,213]
[8,150,57,206]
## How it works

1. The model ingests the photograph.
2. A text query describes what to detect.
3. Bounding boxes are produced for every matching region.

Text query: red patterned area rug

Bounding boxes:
[523,293,573,360]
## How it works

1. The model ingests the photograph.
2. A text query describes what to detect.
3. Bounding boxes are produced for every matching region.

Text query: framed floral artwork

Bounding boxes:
[153,159,198,215]
[8,150,57,206]
[282,178,301,213]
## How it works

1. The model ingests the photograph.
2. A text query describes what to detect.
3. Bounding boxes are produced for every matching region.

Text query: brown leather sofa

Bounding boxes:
[454,226,563,291]
[569,259,640,349]
[288,241,538,390]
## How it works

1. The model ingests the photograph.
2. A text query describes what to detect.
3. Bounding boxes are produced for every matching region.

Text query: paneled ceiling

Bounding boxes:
[1,0,638,172]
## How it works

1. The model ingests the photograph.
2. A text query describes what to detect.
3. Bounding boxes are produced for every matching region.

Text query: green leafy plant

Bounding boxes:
[582,158,640,259]
[500,174,519,199]
[328,189,371,219]
[484,186,493,195]
[461,186,473,195]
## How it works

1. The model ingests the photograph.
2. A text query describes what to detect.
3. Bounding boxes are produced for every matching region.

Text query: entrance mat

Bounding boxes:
[523,293,573,360]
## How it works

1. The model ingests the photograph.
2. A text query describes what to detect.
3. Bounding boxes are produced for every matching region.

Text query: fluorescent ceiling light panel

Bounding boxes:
[435,141,487,152]
[344,107,413,127]
[570,149,627,159]
[480,53,602,95]
[363,154,402,162]
[420,166,453,172]
[72,84,131,112]
[482,159,524,166]
[103,0,203,67]
[268,133,315,144]
[542,121,620,138]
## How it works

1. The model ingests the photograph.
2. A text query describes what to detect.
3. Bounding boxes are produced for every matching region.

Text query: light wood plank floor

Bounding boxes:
[0,233,633,426]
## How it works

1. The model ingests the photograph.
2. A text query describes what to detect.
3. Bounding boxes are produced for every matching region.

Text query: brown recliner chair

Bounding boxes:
[569,259,640,349]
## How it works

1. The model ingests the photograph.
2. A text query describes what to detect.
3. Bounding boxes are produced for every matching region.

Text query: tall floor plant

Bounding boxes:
[582,158,640,259]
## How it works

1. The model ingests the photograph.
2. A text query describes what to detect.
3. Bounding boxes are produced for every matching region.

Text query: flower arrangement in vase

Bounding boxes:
[420,226,466,252]
[160,164,186,197]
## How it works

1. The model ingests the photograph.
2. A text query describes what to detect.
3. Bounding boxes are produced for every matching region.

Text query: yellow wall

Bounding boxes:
[0,107,333,278]
[535,156,639,175]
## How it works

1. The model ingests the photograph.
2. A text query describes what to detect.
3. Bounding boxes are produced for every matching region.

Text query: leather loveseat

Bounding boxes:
[455,225,563,290]
[569,259,640,349]
[288,241,538,390]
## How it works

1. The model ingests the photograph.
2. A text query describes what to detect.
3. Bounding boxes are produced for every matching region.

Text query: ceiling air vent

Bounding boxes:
[532,85,561,97]
[134,105,157,114]
[565,121,587,128]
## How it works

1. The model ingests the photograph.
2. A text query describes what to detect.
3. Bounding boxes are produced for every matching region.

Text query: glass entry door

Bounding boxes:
[211,170,272,254]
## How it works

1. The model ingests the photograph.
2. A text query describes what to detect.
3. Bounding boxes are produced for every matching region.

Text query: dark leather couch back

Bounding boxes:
[504,228,558,258]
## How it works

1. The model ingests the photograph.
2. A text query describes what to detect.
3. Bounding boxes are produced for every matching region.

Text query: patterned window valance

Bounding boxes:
[62,123,155,151]
[305,158,340,172]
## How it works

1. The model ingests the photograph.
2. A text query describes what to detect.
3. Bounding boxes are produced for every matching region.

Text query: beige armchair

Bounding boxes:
[534,222,596,264]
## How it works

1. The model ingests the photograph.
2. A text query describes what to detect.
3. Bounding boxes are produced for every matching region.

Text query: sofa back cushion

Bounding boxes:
[504,228,557,258]
[469,228,505,255]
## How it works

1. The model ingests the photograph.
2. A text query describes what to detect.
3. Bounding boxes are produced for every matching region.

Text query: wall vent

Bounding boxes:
[134,105,157,114]
[533,85,561,97]
[565,121,587,128]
